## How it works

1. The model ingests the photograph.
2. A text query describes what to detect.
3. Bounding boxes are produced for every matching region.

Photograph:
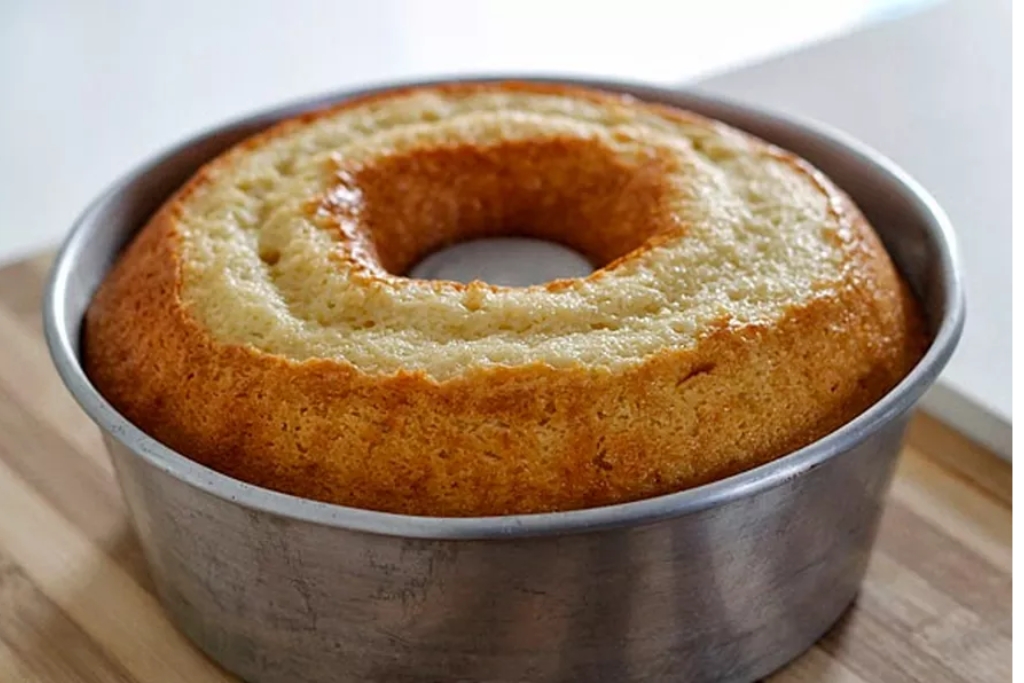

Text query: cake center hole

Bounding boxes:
[408,237,594,286]
[323,136,673,285]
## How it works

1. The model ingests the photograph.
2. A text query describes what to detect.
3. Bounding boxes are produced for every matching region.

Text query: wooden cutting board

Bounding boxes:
[0,253,1011,683]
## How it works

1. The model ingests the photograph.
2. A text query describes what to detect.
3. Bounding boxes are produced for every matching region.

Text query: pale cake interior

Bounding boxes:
[177,90,848,380]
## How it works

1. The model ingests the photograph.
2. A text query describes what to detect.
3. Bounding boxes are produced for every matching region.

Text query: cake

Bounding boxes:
[84,82,926,516]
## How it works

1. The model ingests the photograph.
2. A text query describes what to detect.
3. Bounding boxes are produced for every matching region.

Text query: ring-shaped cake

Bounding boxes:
[84,83,926,516]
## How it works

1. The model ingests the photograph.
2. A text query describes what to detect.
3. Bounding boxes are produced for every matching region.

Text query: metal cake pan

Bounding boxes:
[43,77,964,683]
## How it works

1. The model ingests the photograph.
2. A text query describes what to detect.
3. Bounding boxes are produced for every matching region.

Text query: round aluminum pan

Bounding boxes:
[44,77,964,683]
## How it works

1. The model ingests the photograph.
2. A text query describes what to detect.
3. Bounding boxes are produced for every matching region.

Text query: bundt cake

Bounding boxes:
[84,82,926,516]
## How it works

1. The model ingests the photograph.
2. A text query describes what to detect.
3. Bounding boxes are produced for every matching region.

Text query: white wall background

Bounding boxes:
[1,0,918,263]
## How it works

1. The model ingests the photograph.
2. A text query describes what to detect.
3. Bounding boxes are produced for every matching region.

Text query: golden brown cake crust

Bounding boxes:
[84,82,927,516]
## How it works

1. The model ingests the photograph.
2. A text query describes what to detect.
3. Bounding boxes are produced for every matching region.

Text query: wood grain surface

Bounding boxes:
[0,253,1011,683]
